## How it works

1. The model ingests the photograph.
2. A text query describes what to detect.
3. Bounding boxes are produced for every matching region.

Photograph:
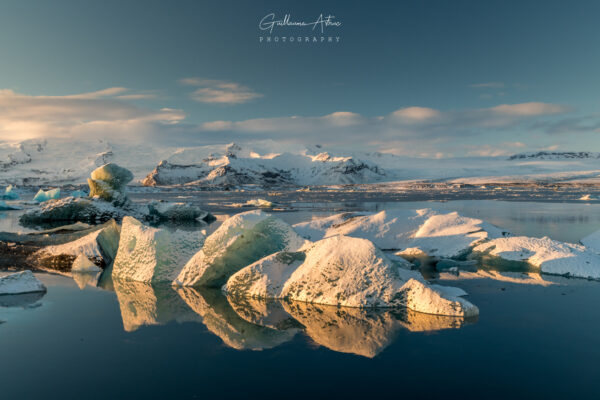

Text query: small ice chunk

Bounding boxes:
[0,200,20,211]
[2,185,19,200]
[33,188,60,202]
[146,200,210,221]
[0,271,46,295]
[71,254,102,273]
[474,236,600,279]
[71,190,88,198]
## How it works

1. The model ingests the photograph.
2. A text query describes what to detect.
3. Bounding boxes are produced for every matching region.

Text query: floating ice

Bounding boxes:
[71,190,87,198]
[112,217,205,283]
[146,200,210,221]
[0,271,46,295]
[473,236,600,280]
[580,229,600,254]
[0,200,20,211]
[293,209,507,259]
[225,235,478,316]
[2,185,19,200]
[174,210,306,287]
[35,219,120,269]
[33,188,60,202]
[88,163,133,205]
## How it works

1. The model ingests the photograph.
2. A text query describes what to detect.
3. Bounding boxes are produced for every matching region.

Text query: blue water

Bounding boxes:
[1,199,600,399]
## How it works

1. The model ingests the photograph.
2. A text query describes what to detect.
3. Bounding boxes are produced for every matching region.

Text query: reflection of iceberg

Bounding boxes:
[112,280,202,332]
[71,271,102,290]
[395,308,474,332]
[0,291,45,308]
[282,301,401,358]
[227,296,301,330]
[176,287,298,350]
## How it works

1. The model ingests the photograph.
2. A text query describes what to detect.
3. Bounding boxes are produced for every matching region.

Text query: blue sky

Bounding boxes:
[0,0,599,157]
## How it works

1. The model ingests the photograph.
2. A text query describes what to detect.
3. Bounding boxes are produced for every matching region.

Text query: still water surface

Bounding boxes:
[1,199,600,399]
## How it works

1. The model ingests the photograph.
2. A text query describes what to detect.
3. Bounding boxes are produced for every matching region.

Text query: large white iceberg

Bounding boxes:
[293,209,507,259]
[473,236,600,279]
[174,210,306,287]
[112,216,205,283]
[0,271,46,295]
[225,235,478,316]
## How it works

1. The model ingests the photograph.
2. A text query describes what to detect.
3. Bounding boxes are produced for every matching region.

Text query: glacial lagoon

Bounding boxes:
[2,197,600,399]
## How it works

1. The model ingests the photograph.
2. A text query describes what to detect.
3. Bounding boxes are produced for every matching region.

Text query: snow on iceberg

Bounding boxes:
[112,217,205,283]
[225,235,478,316]
[473,236,600,280]
[34,219,120,270]
[0,270,46,295]
[293,209,507,259]
[174,210,306,287]
[33,188,60,203]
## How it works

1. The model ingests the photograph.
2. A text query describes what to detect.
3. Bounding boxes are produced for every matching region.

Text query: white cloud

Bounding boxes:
[490,102,567,116]
[469,82,505,88]
[0,88,184,142]
[180,78,262,104]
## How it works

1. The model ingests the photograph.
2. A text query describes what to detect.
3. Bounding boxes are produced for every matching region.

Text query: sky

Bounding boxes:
[0,0,599,157]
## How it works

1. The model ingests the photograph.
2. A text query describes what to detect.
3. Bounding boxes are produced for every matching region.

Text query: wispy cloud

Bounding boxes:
[0,88,183,141]
[180,78,262,104]
[469,82,505,89]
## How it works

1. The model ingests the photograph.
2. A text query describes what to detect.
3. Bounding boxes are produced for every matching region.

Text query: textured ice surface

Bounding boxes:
[174,210,306,287]
[0,270,46,295]
[294,209,507,258]
[112,217,205,283]
[146,200,209,221]
[225,235,478,316]
[474,236,600,279]
[35,219,120,266]
[33,188,60,202]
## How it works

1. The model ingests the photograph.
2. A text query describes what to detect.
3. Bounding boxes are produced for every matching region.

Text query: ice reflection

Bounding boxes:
[111,281,475,357]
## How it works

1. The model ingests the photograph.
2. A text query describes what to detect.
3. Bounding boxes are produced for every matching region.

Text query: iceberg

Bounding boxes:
[88,163,133,206]
[146,200,210,221]
[34,219,120,271]
[580,229,600,254]
[33,188,60,203]
[2,185,19,200]
[174,210,306,287]
[112,217,205,283]
[71,190,87,198]
[0,271,46,295]
[71,254,102,273]
[293,209,507,259]
[225,235,478,316]
[473,236,600,280]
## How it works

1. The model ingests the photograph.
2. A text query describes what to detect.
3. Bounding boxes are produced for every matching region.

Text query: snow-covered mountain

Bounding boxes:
[2,137,600,187]
[508,151,600,160]
[142,143,387,187]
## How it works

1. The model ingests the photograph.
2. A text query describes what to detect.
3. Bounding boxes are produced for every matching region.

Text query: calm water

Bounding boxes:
[1,198,600,399]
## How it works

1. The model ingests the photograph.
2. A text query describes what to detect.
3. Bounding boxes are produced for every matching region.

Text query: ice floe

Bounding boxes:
[0,270,46,295]
[225,235,478,316]
[473,236,600,280]
[293,209,508,258]
[174,210,306,287]
[112,216,205,283]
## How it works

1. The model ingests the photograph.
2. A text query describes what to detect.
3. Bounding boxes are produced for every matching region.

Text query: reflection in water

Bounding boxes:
[0,291,45,308]
[110,280,474,357]
[112,280,202,332]
[71,271,101,290]
[176,287,298,351]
